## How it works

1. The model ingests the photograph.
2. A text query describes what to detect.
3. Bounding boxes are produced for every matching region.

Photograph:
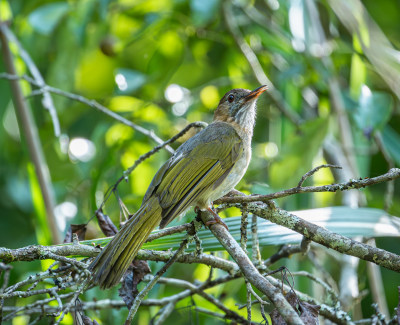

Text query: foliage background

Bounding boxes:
[1,0,400,324]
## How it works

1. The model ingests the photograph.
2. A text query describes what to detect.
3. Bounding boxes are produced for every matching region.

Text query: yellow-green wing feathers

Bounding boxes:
[143,122,243,228]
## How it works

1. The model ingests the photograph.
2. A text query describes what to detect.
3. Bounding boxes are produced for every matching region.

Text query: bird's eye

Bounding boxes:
[227,94,235,103]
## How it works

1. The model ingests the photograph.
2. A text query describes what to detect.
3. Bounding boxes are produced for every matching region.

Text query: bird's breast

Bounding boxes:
[208,144,251,203]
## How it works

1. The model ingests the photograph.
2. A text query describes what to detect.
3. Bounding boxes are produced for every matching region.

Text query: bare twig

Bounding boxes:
[216,168,400,204]
[240,209,248,252]
[297,164,342,188]
[125,238,189,323]
[1,25,60,137]
[290,271,338,303]
[265,237,311,266]
[54,277,90,325]
[0,72,174,153]
[0,244,238,273]
[251,214,262,265]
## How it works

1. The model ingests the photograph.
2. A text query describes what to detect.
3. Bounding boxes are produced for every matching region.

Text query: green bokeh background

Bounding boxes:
[1,0,400,324]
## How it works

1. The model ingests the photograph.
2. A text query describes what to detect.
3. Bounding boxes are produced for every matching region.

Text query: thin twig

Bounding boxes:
[265,237,310,266]
[290,271,338,303]
[54,277,90,325]
[216,168,400,204]
[0,72,174,153]
[251,214,261,265]
[125,238,189,323]
[1,25,60,137]
[240,208,248,253]
[297,164,342,188]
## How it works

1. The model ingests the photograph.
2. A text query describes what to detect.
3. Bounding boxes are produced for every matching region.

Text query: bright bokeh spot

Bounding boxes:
[172,102,189,116]
[165,84,184,103]
[264,142,279,158]
[68,137,96,162]
[115,73,128,91]
[361,84,372,98]
[54,201,77,232]
[289,0,305,52]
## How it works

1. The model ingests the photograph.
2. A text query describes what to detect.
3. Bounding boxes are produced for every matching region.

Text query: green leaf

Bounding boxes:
[382,125,400,166]
[353,89,393,132]
[76,207,400,253]
[269,117,329,189]
[28,2,70,35]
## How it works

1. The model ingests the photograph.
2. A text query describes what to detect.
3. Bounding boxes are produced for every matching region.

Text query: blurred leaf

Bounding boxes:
[28,2,70,35]
[27,163,52,245]
[350,53,366,98]
[105,124,134,146]
[269,118,329,189]
[353,89,392,133]
[328,0,400,101]
[74,49,116,98]
[109,96,143,112]
[0,0,12,21]
[382,125,400,166]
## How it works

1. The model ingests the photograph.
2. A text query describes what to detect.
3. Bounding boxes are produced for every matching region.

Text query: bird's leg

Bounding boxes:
[205,205,229,230]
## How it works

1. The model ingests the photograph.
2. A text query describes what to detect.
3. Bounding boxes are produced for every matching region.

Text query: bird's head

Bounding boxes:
[213,86,268,130]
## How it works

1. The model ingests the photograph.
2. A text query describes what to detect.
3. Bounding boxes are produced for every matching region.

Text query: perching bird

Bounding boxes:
[89,85,268,289]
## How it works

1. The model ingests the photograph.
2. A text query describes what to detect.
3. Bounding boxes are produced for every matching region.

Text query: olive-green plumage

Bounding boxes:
[89,86,267,289]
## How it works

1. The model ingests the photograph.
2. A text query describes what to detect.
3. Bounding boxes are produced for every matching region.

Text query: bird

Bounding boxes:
[89,85,268,289]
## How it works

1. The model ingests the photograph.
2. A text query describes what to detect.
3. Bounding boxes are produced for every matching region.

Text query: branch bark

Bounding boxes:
[199,211,305,325]
[249,201,400,273]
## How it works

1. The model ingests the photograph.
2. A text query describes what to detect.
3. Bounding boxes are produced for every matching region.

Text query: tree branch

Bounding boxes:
[216,168,400,204]
[248,201,400,273]
[198,210,305,325]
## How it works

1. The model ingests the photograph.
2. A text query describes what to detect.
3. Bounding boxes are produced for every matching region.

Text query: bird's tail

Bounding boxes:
[89,196,162,289]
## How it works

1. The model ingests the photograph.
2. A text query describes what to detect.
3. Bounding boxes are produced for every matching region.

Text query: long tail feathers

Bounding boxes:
[89,197,162,289]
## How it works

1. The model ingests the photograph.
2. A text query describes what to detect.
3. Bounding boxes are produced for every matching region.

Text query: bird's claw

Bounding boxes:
[205,207,229,230]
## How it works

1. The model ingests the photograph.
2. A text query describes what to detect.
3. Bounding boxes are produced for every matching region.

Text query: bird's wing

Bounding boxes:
[142,123,243,228]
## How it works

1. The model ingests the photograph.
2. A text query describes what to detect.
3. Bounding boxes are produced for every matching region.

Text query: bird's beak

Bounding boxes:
[245,85,268,102]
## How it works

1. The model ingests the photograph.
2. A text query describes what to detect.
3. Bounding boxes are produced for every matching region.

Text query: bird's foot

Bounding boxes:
[205,206,229,230]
